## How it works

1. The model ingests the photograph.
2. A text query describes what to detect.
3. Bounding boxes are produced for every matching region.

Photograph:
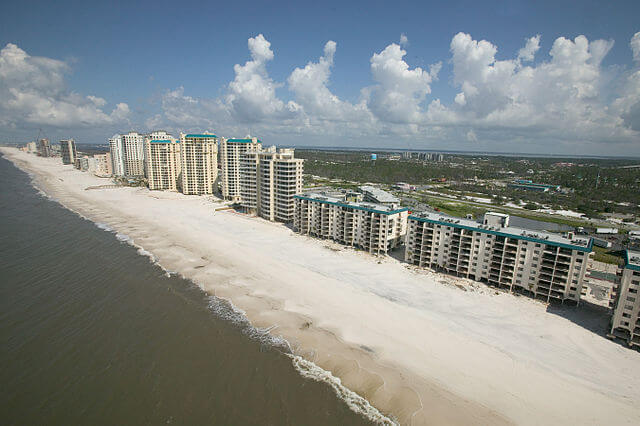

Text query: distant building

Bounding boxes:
[180,133,218,195]
[359,185,400,207]
[220,137,262,201]
[93,153,112,177]
[596,228,618,235]
[294,193,408,255]
[77,155,97,173]
[145,138,181,191]
[239,146,303,222]
[37,139,51,157]
[405,212,593,304]
[109,134,125,176]
[60,139,77,165]
[609,250,640,347]
[121,132,146,177]
[26,141,37,153]
[508,180,560,192]
[370,153,377,161]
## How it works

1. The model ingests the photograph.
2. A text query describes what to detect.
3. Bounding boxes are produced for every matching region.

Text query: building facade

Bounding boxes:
[38,138,51,157]
[121,132,146,177]
[220,137,262,201]
[109,134,125,176]
[93,153,113,177]
[60,139,77,165]
[180,133,218,195]
[609,250,640,347]
[239,146,303,222]
[405,212,593,303]
[293,193,408,255]
[145,138,181,191]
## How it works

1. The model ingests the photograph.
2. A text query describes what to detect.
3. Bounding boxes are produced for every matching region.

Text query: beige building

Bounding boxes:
[405,212,593,303]
[239,146,303,222]
[93,153,113,177]
[118,132,146,176]
[609,250,640,347]
[180,133,218,195]
[60,139,77,165]
[38,138,51,157]
[293,193,408,255]
[145,138,181,191]
[220,137,262,201]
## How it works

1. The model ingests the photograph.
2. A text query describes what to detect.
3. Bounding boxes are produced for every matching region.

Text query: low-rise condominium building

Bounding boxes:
[293,193,408,255]
[145,138,181,191]
[60,139,77,165]
[359,185,400,207]
[405,212,593,303]
[220,137,262,201]
[609,250,640,347]
[180,133,218,195]
[239,146,303,222]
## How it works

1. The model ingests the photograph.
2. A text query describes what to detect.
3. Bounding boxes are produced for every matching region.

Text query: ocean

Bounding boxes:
[0,155,373,425]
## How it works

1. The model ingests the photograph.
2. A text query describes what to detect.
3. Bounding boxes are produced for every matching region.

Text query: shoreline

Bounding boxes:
[3,147,640,425]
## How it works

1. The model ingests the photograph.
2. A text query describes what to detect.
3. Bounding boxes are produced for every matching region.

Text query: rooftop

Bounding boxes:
[295,193,408,215]
[625,250,640,271]
[359,185,400,204]
[185,134,217,138]
[149,139,176,143]
[227,138,261,143]
[409,211,593,252]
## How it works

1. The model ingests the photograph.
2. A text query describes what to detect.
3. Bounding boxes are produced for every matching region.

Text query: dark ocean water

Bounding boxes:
[0,155,372,425]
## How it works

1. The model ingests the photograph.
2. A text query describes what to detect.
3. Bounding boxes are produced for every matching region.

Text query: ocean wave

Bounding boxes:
[290,355,397,425]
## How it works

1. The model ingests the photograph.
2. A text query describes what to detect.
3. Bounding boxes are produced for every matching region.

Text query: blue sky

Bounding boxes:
[1,0,639,155]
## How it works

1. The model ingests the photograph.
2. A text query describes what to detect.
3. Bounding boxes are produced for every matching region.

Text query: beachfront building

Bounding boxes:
[239,146,303,222]
[60,139,77,165]
[180,133,218,195]
[609,250,640,347]
[26,141,37,154]
[293,193,408,255]
[145,138,181,191]
[220,137,262,201]
[405,212,593,303]
[109,134,125,176]
[121,132,146,177]
[359,185,400,207]
[38,138,51,157]
[93,153,112,177]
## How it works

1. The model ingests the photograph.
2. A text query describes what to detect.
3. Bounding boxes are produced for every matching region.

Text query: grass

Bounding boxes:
[592,246,624,265]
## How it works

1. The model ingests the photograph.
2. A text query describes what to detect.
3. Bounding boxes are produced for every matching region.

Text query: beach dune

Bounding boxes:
[3,147,640,425]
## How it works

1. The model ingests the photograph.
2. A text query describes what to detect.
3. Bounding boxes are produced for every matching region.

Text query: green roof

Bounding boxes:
[409,215,593,252]
[294,195,408,215]
[185,134,217,138]
[624,250,640,271]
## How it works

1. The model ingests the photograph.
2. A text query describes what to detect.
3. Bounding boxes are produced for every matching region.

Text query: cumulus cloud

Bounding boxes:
[517,35,540,62]
[0,43,129,128]
[400,33,408,46]
[226,34,299,122]
[365,43,435,124]
[631,32,640,63]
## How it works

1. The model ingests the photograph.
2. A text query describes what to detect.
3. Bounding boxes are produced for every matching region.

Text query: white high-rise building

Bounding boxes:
[239,146,303,222]
[121,132,146,177]
[180,133,218,195]
[145,137,181,191]
[109,134,125,176]
[609,250,640,347]
[220,137,262,201]
[60,139,77,165]
[405,212,593,304]
[293,193,408,255]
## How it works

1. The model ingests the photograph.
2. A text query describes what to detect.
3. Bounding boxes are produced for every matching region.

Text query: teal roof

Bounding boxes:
[294,195,408,215]
[150,139,174,143]
[227,138,261,143]
[624,250,640,271]
[185,134,217,138]
[409,214,593,252]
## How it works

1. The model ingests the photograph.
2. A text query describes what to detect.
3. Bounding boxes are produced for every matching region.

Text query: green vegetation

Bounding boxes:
[592,246,624,265]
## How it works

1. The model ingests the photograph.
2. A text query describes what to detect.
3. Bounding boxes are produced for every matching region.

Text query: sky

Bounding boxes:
[1,0,639,156]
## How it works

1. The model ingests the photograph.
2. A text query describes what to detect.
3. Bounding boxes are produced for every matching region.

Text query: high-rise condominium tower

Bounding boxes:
[220,137,262,201]
[60,139,77,165]
[180,133,218,195]
[145,138,181,191]
[239,146,303,222]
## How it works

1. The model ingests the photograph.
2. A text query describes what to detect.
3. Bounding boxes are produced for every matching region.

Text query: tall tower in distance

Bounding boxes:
[60,139,77,165]
[220,137,262,201]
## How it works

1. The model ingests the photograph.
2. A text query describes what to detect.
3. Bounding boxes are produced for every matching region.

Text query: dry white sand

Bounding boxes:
[4,147,640,425]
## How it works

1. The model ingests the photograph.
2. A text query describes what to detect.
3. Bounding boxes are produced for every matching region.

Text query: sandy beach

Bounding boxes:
[3,147,640,425]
